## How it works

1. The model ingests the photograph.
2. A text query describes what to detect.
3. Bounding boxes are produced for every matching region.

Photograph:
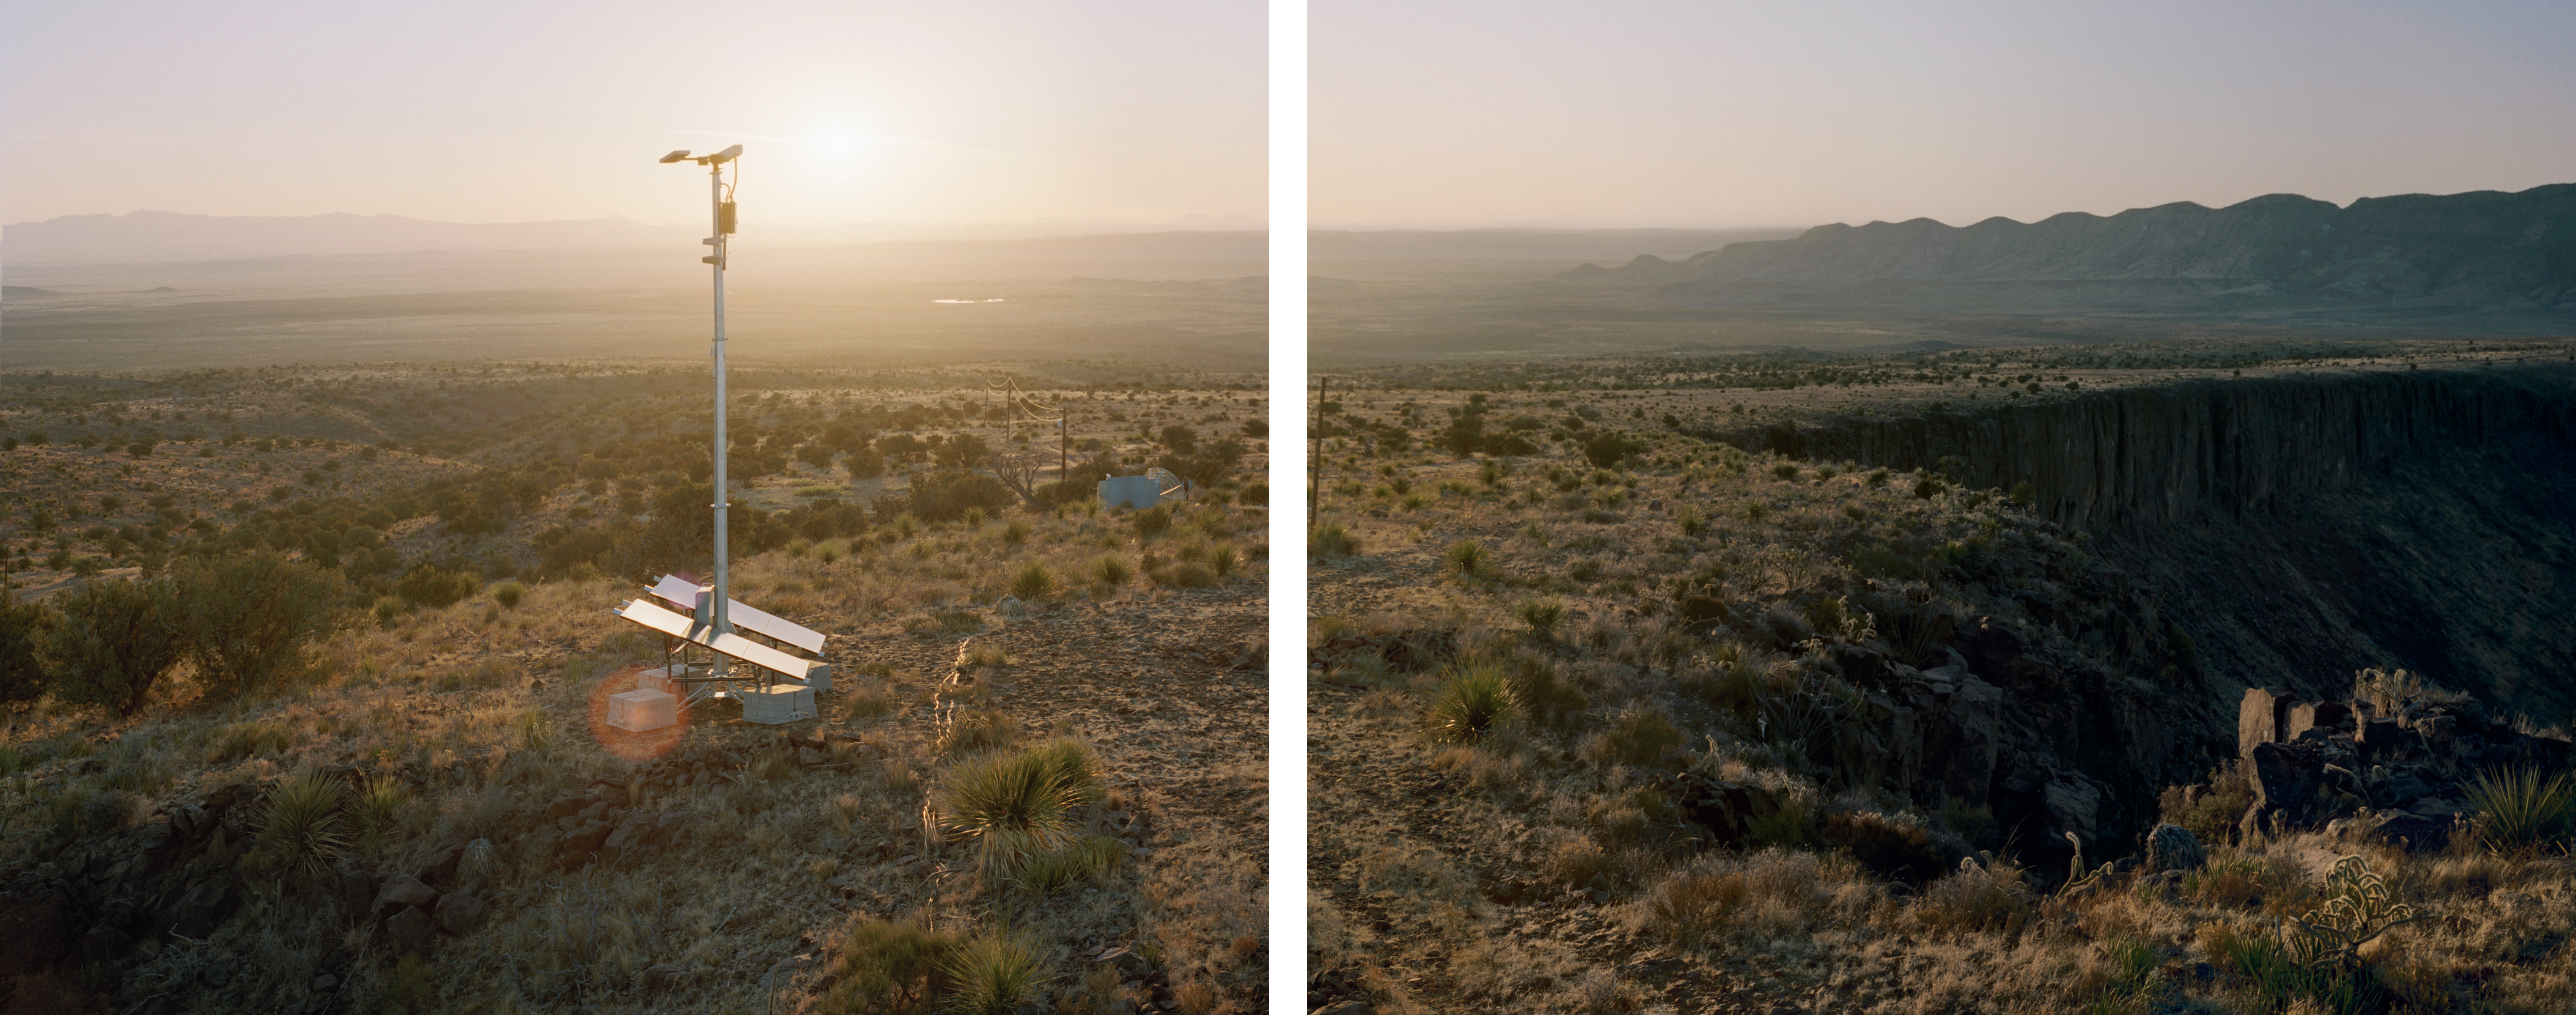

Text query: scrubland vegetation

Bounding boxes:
[0,362,1267,1014]
[1307,362,2575,1015]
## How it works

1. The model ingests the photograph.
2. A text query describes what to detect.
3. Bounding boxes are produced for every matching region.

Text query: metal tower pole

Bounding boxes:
[709,158,733,680]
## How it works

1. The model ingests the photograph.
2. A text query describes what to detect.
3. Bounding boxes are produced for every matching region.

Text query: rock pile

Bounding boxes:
[2227,684,2570,849]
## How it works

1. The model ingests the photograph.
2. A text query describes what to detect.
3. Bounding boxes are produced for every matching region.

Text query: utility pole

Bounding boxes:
[1310,376,1324,521]
[659,144,743,680]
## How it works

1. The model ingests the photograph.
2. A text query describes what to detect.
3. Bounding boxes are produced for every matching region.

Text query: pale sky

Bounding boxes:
[1314,0,2576,229]
[1,0,1265,228]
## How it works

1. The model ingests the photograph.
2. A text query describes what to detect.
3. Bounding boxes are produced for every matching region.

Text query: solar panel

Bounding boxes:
[645,574,827,654]
[613,598,817,682]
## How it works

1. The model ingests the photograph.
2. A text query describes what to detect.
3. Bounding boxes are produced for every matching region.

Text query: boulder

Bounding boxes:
[370,875,437,919]
[434,892,489,936]
[0,878,80,978]
[2415,715,2458,754]
[419,846,463,888]
[2355,719,2406,756]
[1925,674,2004,805]
[2041,776,2104,844]
[2239,687,2293,758]
[79,924,133,963]
[169,878,237,939]
[2285,701,2349,741]
[2144,824,2206,872]
[2367,811,2454,852]
[560,820,615,870]
[385,905,434,954]
[2246,742,2318,818]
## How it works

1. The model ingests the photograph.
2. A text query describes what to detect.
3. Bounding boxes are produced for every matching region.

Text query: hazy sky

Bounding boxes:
[2,0,1264,228]
[1315,0,2576,229]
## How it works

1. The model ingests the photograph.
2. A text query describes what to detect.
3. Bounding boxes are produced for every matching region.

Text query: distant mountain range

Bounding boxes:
[1568,184,2576,314]
[0,210,1263,266]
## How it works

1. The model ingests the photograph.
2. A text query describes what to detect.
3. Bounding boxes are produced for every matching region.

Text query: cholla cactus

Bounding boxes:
[2353,668,2467,720]
[2282,854,2418,968]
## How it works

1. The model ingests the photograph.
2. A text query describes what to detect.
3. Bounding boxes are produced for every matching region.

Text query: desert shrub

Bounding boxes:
[207,720,294,763]
[941,929,1041,1015]
[939,744,1085,881]
[41,576,184,715]
[1310,519,1360,557]
[1022,737,1103,806]
[2160,761,2255,847]
[1000,520,1030,545]
[1148,562,1217,589]
[171,551,351,700]
[1426,661,1521,743]
[906,470,1018,522]
[1009,562,1058,601]
[1770,461,1800,480]
[1090,554,1135,587]
[0,588,53,704]
[1443,540,1488,577]
[824,916,964,1015]
[1580,709,1683,768]
[940,707,1016,755]
[351,774,410,852]
[2184,854,2265,908]
[1913,852,2035,937]
[380,953,434,1014]
[1581,432,1642,469]
[257,768,351,880]
[1821,808,1946,883]
[2464,765,2576,853]
[1206,543,1240,578]
[2203,919,2367,1014]
[1017,834,1124,892]
[1132,505,1173,539]
[1503,653,1588,726]
[395,564,478,609]
[493,581,527,609]
[844,686,898,721]
[1635,849,1862,944]
[1517,598,1569,640]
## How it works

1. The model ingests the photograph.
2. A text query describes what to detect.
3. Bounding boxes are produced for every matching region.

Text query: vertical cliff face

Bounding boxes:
[1707,365,2576,530]
[1705,364,2576,726]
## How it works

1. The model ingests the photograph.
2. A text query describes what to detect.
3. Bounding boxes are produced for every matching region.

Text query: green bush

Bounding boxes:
[173,551,352,701]
[352,774,410,852]
[395,565,478,609]
[906,470,1017,523]
[1504,653,1587,727]
[1426,661,1521,743]
[1582,709,1684,767]
[999,520,1030,545]
[41,576,185,715]
[492,581,528,609]
[1016,834,1124,892]
[1206,543,1240,578]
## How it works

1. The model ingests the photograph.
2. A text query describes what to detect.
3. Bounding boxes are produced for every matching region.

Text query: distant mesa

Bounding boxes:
[1565,183,2576,316]
[3,285,63,299]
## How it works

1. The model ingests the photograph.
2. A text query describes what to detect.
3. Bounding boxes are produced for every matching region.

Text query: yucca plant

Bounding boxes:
[1000,520,1030,546]
[1090,554,1134,588]
[1016,835,1124,892]
[1008,562,1056,601]
[350,773,409,853]
[258,769,351,879]
[1206,543,1240,579]
[2465,766,2576,853]
[1022,738,1103,806]
[1426,661,1521,743]
[1517,598,1569,641]
[1443,540,1488,577]
[939,927,1040,1015]
[939,748,1082,881]
[1310,519,1359,557]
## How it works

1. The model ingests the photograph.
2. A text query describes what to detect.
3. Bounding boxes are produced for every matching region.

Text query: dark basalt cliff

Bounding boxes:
[1678,365,2576,863]
[1577,184,2576,316]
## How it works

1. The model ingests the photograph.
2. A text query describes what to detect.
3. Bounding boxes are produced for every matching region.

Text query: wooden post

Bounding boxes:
[1310,376,1324,520]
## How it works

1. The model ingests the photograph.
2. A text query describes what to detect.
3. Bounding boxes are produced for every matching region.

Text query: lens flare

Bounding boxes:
[586,664,690,762]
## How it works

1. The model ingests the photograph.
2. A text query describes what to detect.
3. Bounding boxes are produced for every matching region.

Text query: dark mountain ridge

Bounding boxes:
[1575,184,2576,316]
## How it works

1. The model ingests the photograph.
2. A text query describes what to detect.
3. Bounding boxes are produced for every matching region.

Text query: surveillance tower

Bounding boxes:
[658,144,744,679]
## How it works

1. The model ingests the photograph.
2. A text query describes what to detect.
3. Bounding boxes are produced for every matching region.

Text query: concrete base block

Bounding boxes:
[608,689,678,732]
[803,663,831,693]
[737,684,816,725]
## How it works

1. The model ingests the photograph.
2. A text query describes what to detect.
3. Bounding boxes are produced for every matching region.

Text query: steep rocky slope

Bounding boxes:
[1695,362,2576,737]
